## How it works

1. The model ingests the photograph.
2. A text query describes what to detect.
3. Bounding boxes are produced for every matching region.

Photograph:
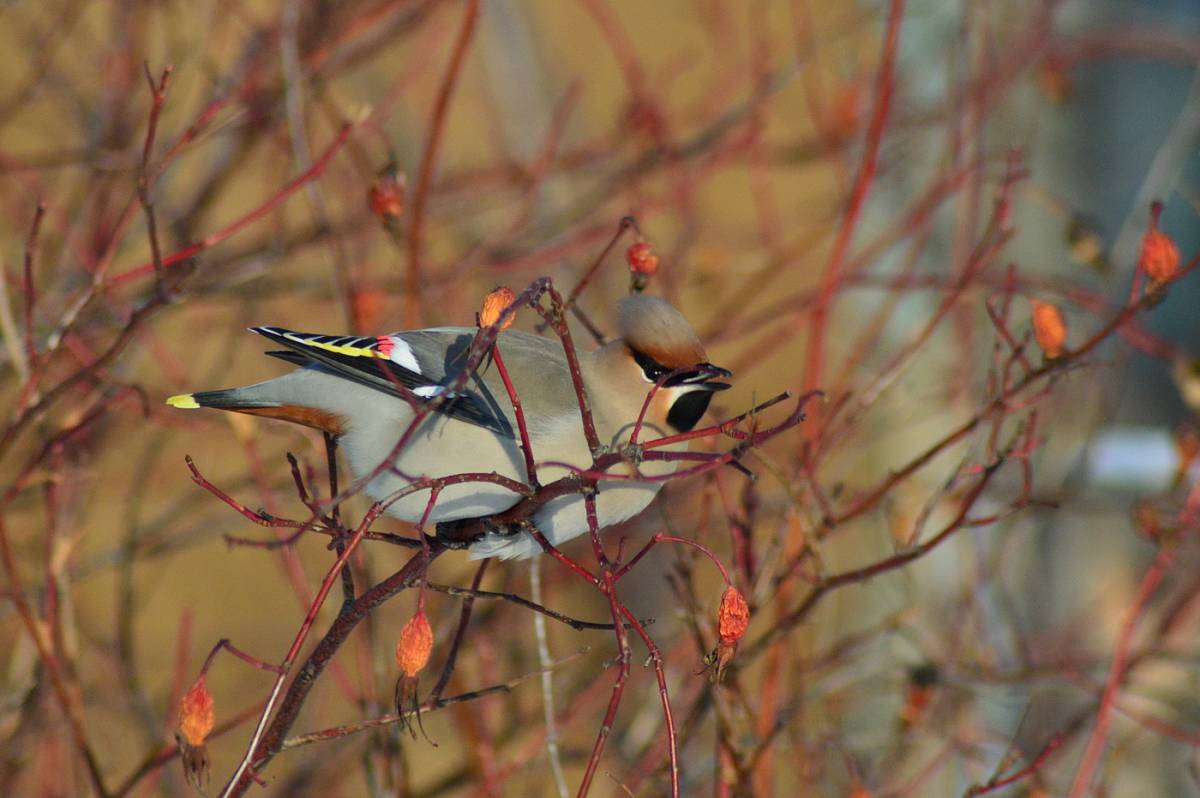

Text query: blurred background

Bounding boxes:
[2,0,1200,795]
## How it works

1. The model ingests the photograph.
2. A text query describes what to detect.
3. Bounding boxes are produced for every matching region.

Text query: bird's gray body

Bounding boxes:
[221,328,683,559]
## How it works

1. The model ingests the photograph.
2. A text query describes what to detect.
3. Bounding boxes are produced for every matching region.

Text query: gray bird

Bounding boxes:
[167,295,731,559]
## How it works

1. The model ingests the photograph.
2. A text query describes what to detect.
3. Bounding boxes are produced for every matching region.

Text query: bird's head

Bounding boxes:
[616,295,731,433]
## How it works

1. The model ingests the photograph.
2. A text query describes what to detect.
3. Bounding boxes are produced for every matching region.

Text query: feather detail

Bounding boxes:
[248,326,512,436]
[229,404,345,434]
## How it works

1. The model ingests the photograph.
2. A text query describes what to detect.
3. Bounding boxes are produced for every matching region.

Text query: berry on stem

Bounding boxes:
[1138,201,1179,289]
[626,240,659,292]
[479,286,517,332]
[707,586,750,683]
[1030,299,1066,359]
[177,676,215,788]
[394,608,435,740]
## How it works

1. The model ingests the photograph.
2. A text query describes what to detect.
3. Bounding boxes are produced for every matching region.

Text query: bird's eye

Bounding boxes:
[631,349,668,383]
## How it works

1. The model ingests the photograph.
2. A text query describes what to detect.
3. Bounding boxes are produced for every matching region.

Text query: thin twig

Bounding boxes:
[802,0,905,426]
[137,62,173,297]
[1067,542,1177,797]
[531,557,570,798]
[404,0,481,326]
[219,509,376,797]
[110,123,354,286]
[22,199,46,369]
[278,648,590,751]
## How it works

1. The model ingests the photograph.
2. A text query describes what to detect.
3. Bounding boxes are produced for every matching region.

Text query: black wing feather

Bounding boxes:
[252,327,513,436]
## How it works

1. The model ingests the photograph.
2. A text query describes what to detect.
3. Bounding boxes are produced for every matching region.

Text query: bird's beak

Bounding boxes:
[666,362,732,391]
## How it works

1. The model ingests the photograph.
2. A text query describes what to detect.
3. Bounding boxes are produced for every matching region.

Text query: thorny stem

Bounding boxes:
[278,648,590,751]
[619,601,680,794]
[966,732,1065,796]
[137,62,173,297]
[110,123,355,286]
[404,0,481,327]
[423,581,644,632]
[222,547,441,797]
[747,454,1008,660]
[492,343,539,487]
[201,639,285,676]
[616,533,734,586]
[802,0,905,429]
[430,560,489,701]
[536,283,604,455]
[577,576,633,796]
[0,519,110,797]
[0,296,170,465]
[1067,542,1177,798]
[828,253,1200,530]
[560,215,637,342]
[22,199,46,370]
[219,509,375,797]
[542,492,680,798]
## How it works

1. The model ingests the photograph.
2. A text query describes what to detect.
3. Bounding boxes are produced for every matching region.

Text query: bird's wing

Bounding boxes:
[251,326,514,437]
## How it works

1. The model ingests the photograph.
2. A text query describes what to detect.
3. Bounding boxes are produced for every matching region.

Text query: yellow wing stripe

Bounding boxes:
[282,333,380,359]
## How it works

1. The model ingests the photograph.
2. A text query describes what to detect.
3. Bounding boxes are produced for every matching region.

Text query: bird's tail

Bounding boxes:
[166,388,268,410]
[166,382,345,434]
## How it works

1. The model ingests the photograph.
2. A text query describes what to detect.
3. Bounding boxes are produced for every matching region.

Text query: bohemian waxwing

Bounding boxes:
[167,295,730,560]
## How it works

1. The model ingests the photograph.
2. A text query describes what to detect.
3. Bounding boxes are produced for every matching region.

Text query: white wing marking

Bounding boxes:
[388,337,422,373]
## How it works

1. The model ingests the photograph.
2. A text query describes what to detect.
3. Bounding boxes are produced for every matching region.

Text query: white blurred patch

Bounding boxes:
[1087,428,1179,491]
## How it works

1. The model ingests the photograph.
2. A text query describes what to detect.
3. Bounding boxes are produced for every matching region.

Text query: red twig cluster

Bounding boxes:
[3,3,1200,797]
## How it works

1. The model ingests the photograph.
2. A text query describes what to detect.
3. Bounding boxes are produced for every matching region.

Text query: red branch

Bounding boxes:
[1067,542,1177,797]
[966,733,1066,796]
[802,0,905,424]
[109,123,354,286]
[404,0,481,326]
[22,200,46,368]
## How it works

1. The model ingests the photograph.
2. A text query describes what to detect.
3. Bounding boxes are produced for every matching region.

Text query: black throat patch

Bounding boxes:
[666,390,713,432]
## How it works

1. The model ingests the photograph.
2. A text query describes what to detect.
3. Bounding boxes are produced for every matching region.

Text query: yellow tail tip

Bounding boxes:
[166,393,200,409]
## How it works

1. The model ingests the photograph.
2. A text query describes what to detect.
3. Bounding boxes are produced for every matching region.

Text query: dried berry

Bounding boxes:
[1030,299,1066,359]
[394,608,435,740]
[1036,58,1071,103]
[177,676,215,788]
[706,586,750,683]
[178,676,214,747]
[626,241,659,276]
[396,609,433,678]
[822,81,865,143]
[479,286,517,332]
[1139,201,1179,288]
[626,241,659,292]
[717,586,750,645]
[368,167,405,222]
[899,663,939,726]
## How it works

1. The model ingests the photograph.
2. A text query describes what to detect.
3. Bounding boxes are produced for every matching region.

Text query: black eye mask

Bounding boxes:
[630,348,733,388]
[631,348,669,382]
[628,348,732,433]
